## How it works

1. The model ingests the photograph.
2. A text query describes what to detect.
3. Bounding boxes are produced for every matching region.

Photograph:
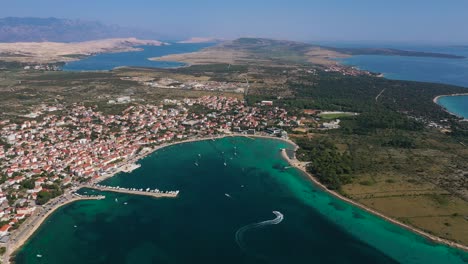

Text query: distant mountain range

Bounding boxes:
[0,17,165,42]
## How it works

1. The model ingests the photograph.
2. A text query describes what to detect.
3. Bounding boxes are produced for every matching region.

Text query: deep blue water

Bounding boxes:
[330,43,468,118]
[62,43,214,71]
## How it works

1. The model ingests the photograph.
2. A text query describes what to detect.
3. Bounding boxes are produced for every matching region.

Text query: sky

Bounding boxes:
[2,0,468,44]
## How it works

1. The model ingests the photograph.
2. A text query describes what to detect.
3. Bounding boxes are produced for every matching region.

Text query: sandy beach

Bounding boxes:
[280,148,468,252]
[433,93,468,120]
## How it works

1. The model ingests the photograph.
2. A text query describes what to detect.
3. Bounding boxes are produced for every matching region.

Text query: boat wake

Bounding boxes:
[235,211,284,252]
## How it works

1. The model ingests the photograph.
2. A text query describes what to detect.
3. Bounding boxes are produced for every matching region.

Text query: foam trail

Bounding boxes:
[235,211,284,252]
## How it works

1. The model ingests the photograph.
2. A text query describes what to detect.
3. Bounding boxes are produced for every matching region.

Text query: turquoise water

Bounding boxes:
[436,95,468,119]
[62,43,213,71]
[336,44,468,118]
[15,137,468,264]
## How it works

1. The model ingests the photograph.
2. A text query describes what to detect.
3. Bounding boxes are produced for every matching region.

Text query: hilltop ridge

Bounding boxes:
[0,17,164,42]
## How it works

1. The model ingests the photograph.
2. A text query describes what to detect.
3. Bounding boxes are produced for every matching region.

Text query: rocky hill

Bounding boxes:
[0,17,161,42]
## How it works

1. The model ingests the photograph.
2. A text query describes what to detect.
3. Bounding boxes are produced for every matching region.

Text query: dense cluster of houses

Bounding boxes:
[0,96,297,237]
[23,64,61,71]
[324,65,377,76]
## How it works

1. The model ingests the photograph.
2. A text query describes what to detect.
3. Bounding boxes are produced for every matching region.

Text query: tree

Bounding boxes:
[36,191,53,205]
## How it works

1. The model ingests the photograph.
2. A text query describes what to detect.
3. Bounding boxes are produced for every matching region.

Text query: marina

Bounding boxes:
[86,184,180,198]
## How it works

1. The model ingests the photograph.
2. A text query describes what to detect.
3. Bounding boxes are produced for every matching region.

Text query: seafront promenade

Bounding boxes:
[2,192,105,264]
[2,182,179,263]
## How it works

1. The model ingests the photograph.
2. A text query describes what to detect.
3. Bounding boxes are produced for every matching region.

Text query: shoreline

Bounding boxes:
[279,148,468,252]
[6,133,467,262]
[5,134,236,262]
[433,93,468,120]
[4,194,104,264]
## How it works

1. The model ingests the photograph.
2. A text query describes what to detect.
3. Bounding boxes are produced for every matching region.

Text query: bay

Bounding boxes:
[15,137,468,264]
[62,43,214,71]
[436,95,468,120]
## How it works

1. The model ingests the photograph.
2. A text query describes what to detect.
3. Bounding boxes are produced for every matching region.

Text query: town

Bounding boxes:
[0,95,310,242]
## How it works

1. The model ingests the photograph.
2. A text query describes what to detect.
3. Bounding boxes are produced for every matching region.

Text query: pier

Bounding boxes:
[85,184,180,198]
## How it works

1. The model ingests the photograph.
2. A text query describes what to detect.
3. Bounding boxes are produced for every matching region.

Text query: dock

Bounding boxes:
[84,184,179,198]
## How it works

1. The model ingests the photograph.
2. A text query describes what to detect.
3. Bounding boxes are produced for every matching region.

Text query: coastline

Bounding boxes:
[4,194,104,264]
[279,148,468,252]
[4,134,233,263]
[433,93,468,120]
[6,133,467,263]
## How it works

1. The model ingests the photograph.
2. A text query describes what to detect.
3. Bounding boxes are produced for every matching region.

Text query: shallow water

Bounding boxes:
[15,137,468,264]
[436,95,468,119]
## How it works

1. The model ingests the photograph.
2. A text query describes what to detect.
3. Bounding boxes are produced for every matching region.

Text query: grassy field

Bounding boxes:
[343,175,468,245]
[318,112,357,120]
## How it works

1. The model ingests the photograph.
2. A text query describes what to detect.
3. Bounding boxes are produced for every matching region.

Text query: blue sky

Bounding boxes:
[2,0,467,43]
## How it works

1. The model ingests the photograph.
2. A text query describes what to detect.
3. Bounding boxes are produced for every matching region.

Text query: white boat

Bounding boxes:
[37,254,42,258]
[124,202,128,205]
[225,193,231,198]
[224,162,227,166]
[194,162,199,166]
[115,198,118,202]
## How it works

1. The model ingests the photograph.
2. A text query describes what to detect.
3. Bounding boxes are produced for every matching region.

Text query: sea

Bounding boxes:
[62,43,214,71]
[330,43,468,118]
[15,137,468,264]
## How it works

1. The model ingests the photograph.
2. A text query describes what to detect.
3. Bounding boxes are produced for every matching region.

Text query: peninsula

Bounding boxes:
[150,38,465,67]
[0,38,166,63]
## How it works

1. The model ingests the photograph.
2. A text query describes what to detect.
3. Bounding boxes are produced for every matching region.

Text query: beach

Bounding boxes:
[433,93,468,120]
[280,148,468,252]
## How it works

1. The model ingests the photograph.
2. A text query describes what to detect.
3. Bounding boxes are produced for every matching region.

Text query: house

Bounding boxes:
[17,207,36,215]
[0,224,11,237]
